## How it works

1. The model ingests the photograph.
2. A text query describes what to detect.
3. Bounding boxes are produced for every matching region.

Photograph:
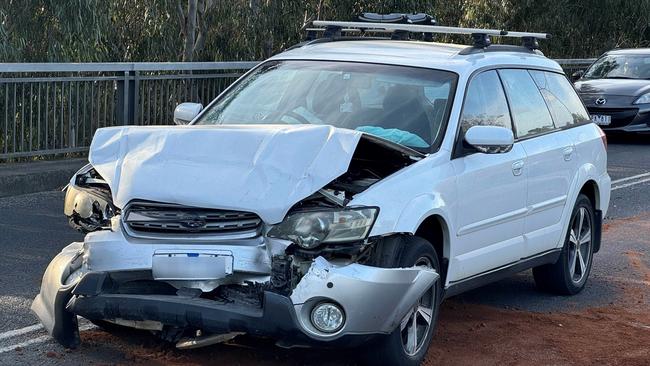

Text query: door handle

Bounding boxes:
[512,160,524,176]
[563,146,574,161]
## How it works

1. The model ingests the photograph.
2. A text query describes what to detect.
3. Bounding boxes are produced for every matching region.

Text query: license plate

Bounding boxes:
[152,250,233,280]
[591,114,611,126]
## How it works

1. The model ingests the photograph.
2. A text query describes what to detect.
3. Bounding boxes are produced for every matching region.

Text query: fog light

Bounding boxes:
[310,302,345,333]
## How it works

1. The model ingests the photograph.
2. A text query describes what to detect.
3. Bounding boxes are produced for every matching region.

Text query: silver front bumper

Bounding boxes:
[32,231,439,347]
[291,257,439,340]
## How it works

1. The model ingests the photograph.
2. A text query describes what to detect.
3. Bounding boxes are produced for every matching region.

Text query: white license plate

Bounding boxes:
[591,114,611,126]
[152,250,233,280]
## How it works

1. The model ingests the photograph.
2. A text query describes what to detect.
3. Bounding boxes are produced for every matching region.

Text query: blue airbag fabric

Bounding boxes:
[355,126,429,148]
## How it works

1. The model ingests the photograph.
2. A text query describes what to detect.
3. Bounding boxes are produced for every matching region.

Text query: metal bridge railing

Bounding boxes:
[555,58,596,76]
[0,59,594,160]
[0,62,257,160]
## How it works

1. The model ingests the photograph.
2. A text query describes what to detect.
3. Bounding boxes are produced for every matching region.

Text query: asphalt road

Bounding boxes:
[0,135,648,365]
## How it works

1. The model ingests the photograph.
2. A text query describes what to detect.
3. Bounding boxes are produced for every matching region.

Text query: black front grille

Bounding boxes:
[123,201,262,236]
[587,107,639,128]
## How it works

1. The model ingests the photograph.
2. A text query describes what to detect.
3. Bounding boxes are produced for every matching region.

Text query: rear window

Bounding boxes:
[529,71,590,128]
[498,69,555,138]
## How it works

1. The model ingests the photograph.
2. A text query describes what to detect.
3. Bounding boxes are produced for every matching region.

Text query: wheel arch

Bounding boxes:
[414,214,451,285]
[579,179,600,210]
[561,164,608,253]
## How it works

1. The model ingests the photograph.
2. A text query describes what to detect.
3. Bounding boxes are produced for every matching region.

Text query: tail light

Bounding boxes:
[597,126,607,150]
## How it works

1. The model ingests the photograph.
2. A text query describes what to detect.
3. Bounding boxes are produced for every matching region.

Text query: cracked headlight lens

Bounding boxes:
[268,207,378,249]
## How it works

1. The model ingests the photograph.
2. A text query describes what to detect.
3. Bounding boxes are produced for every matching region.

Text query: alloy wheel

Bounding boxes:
[567,206,592,284]
[400,256,436,356]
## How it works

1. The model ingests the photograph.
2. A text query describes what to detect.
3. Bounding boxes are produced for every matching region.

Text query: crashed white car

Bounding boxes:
[33,23,610,365]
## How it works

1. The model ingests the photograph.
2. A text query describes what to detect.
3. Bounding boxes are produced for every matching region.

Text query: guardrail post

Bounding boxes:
[133,71,140,125]
[116,71,138,126]
[122,71,130,124]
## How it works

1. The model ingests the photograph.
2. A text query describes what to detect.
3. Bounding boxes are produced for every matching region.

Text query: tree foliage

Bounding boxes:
[1,0,649,62]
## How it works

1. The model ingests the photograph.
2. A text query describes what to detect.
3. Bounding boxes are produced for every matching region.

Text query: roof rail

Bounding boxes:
[309,20,550,50]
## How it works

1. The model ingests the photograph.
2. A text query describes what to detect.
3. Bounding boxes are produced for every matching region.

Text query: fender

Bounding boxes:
[347,153,457,237]
[556,162,611,251]
[392,193,453,236]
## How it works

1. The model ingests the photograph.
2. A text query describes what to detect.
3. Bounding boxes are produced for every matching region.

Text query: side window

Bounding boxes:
[498,69,555,138]
[529,70,591,128]
[460,70,512,135]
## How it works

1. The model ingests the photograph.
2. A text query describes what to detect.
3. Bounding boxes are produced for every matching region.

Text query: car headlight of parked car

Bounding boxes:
[633,93,650,104]
[268,207,378,249]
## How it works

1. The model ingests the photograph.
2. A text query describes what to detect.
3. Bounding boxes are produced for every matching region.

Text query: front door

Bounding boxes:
[449,70,527,282]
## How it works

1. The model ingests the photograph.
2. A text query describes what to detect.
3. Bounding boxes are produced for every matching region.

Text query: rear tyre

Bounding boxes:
[533,194,595,295]
[360,235,441,366]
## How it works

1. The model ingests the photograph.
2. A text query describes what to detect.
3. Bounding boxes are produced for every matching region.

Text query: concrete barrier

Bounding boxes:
[0,159,87,197]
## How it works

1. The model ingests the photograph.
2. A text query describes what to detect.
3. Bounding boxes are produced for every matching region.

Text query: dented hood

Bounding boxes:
[89,125,361,224]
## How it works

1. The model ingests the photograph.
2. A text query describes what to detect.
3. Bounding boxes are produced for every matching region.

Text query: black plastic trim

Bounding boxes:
[50,286,81,348]
[593,209,603,253]
[443,249,561,298]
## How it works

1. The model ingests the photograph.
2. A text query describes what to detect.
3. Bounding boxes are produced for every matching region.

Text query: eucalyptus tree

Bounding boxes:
[0,0,649,62]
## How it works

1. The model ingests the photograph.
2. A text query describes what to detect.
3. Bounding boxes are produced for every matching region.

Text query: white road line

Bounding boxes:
[0,324,43,341]
[0,324,95,354]
[0,334,51,353]
[612,177,650,191]
[611,172,650,185]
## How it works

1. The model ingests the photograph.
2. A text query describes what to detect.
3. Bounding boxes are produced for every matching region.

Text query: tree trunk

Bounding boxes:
[178,0,214,62]
[181,0,198,61]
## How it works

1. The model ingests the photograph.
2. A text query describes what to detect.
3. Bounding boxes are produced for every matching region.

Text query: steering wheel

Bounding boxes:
[263,109,312,125]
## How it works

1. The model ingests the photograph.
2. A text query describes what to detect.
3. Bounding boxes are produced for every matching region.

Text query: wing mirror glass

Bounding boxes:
[173,102,203,125]
[571,70,584,82]
[464,125,514,154]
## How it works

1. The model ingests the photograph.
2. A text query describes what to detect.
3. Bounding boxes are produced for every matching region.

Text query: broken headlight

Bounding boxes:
[268,207,378,249]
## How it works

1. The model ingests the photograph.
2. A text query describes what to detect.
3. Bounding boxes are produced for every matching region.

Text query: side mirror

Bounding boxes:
[571,70,584,82]
[173,102,203,125]
[464,125,514,154]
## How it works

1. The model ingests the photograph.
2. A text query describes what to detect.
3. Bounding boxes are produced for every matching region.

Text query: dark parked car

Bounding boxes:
[573,48,650,133]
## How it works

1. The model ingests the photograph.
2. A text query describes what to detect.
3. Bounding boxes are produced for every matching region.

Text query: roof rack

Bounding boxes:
[308,19,550,50]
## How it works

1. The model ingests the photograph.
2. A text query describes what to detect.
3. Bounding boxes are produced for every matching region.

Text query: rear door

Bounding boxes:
[450,70,527,281]
[498,69,576,257]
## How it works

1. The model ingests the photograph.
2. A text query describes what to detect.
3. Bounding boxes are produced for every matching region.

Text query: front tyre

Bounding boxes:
[533,194,595,295]
[361,236,441,366]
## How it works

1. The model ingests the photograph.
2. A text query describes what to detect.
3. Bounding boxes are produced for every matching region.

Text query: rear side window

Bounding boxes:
[459,70,512,135]
[529,71,590,128]
[498,69,555,138]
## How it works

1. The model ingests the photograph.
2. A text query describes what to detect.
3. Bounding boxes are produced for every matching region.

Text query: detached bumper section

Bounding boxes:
[32,254,439,348]
[31,242,84,348]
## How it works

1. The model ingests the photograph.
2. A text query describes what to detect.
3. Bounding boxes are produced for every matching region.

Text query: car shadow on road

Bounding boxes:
[449,270,618,312]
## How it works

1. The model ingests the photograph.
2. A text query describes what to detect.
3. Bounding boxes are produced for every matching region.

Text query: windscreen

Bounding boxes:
[583,54,650,80]
[194,60,457,150]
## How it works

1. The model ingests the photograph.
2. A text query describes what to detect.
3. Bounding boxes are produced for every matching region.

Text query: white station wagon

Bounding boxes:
[33,15,610,366]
